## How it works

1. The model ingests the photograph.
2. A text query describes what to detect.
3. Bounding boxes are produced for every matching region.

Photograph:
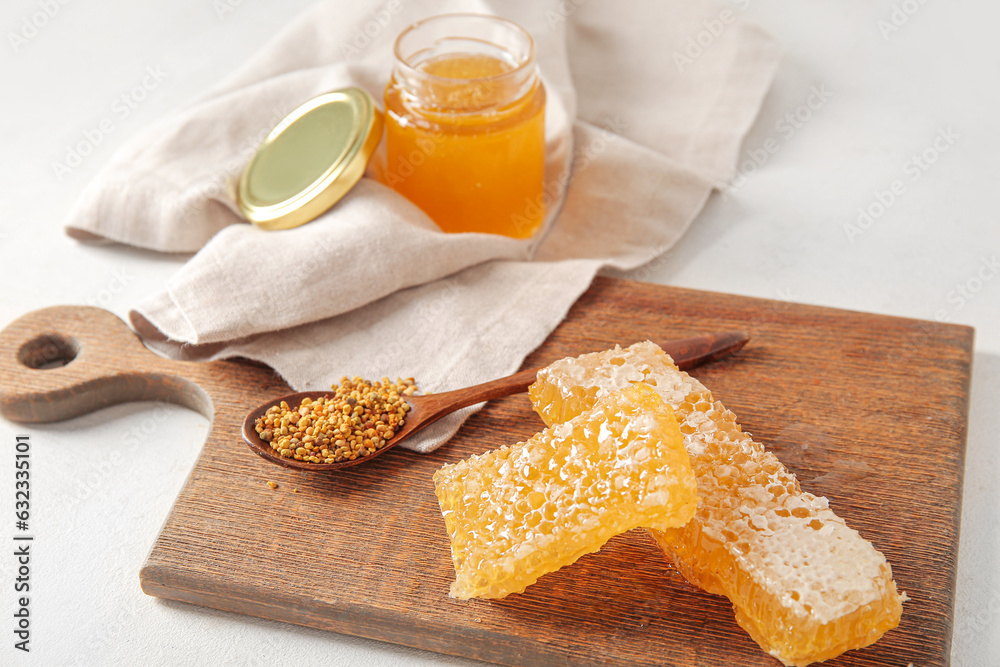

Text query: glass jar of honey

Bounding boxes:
[384,14,546,238]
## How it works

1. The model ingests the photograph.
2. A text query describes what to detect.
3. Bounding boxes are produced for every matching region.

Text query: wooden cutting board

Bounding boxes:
[0,277,973,666]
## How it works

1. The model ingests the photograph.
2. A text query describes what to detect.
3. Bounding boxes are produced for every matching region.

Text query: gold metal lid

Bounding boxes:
[237,87,382,231]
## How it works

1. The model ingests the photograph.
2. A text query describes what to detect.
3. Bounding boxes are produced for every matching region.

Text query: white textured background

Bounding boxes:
[1,1,997,665]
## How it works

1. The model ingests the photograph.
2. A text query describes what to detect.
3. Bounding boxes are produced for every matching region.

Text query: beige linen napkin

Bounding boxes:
[66,0,780,452]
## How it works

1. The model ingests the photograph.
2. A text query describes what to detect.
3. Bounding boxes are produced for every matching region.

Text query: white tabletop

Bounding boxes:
[1,1,997,665]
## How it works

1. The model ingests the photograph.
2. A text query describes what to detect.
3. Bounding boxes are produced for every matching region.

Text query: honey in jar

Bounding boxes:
[384,14,546,238]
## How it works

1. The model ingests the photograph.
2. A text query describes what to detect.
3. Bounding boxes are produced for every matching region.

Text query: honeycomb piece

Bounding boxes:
[433,383,698,600]
[529,342,904,667]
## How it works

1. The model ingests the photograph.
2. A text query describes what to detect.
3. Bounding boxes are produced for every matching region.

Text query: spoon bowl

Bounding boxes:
[242,389,456,471]
[242,331,750,472]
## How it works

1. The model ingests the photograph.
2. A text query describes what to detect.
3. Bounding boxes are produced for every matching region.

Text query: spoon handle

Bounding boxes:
[665,331,750,371]
[412,331,750,422]
[414,369,538,417]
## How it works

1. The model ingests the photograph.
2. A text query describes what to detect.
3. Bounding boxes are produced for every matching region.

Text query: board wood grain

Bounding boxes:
[0,277,973,666]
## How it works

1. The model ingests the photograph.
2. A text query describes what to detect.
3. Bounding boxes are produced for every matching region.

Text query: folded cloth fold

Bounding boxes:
[66,0,780,453]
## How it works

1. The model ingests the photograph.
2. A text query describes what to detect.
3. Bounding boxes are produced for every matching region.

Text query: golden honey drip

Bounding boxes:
[433,384,697,600]
[529,342,904,666]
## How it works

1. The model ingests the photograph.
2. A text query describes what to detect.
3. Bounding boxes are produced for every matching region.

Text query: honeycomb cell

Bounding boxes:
[433,383,697,600]
[529,341,904,666]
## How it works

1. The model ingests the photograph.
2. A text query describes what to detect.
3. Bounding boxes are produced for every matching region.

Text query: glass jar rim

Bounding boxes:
[392,13,537,85]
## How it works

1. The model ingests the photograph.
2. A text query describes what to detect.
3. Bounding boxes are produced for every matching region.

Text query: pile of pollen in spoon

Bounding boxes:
[255,376,417,463]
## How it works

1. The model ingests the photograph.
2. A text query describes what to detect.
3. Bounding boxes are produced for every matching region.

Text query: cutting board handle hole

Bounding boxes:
[18,334,80,370]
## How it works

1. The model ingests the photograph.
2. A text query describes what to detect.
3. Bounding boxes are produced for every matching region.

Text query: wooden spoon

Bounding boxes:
[242,331,749,471]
